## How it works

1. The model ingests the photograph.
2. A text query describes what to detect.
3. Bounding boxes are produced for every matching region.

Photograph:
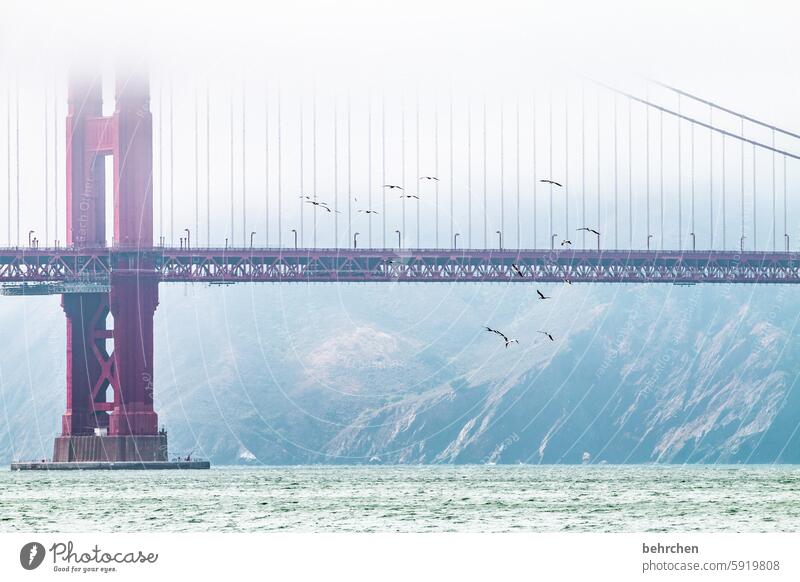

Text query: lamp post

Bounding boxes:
[647,234,653,251]
[454,233,460,249]
[291,229,298,250]
[250,231,256,248]
[496,230,502,250]
[395,230,401,249]
[551,233,558,250]
[740,235,746,252]
[28,230,34,247]
[184,228,190,250]
[785,234,790,252]
[690,232,696,251]
[354,232,360,249]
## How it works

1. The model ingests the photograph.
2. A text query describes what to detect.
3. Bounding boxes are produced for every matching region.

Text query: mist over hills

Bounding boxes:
[2,281,799,465]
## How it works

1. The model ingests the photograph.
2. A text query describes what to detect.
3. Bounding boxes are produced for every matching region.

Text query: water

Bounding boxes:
[2,465,799,532]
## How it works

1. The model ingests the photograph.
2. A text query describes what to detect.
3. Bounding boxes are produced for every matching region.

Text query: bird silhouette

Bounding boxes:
[537,330,555,341]
[577,227,601,236]
[563,277,572,285]
[561,239,572,247]
[540,179,563,187]
[511,263,524,277]
[536,289,550,300]
[305,199,339,213]
[419,176,439,181]
[400,194,420,200]
[358,209,379,215]
[383,184,404,190]
[484,326,519,348]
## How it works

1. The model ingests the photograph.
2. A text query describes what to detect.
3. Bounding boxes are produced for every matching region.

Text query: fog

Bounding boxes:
[0,0,798,249]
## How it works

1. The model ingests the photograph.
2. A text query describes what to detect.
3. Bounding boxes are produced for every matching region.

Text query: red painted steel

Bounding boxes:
[58,66,159,457]
[3,248,800,284]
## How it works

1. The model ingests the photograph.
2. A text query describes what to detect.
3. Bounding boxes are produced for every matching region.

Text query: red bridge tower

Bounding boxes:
[53,67,165,463]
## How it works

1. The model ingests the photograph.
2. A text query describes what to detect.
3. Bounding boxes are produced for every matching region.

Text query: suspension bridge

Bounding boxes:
[3,65,799,468]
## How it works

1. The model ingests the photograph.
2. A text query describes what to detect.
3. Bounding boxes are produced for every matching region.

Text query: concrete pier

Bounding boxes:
[10,460,210,470]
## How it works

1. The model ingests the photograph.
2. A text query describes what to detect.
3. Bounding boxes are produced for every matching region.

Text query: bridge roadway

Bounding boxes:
[2,247,800,290]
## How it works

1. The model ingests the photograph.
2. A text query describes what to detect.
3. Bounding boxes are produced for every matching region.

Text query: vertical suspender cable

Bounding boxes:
[416,92,420,247]
[367,94,372,245]
[548,92,552,243]
[500,99,505,245]
[206,83,211,246]
[170,77,175,246]
[229,82,235,245]
[581,89,585,248]
[265,82,269,246]
[242,78,247,247]
[772,129,776,250]
[741,119,744,248]
[678,95,682,249]
[565,90,569,244]
[194,84,199,245]
[596,90,600,245]
[381,92,386,247]
[753,142,757,250]
[54,75,58,245]
[691,122,695,245]
[483,97,487,248]
[158,81,163,244]
[533,94,537,248]
[709,106,714,248]
[628,96,632,248]
[16,75,19,246]
[613,94,618,248]
[646,89,650,245]
[299,95,304,246]
[722,134,726,250]
[334,96,338,246]
[278,90,282,247]
[15,74,19,245]
[659,110,663,249]
[347,93,352,246]
[45,82,49,245]
[401,95,406,244]
[467,97,472,248]
[312,88,317,247]
[435,98,439,247]
[516,97,520,248]
[6,81,10,246]
[784,155,787,247]
[450,91,455,245]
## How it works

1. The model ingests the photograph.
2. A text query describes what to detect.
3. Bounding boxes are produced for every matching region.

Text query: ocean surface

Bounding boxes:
[2,465,800,533]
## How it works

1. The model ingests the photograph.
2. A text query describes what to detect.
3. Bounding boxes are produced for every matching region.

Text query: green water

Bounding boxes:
[2,465,799,532]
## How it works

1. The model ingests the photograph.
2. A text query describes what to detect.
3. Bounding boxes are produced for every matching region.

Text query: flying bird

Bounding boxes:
[561,239,572,247]
[484,326,519,348]
[563,277,572,285]
[305,199,339,213]
[511,263,524,277]
[383,184,404,190]
[577,227,601,236]
[400,194,420,200]
[537,330,556,342]
[540,179,563,187]
[358,209,379,215]
[419,176,439,181]
[536,289,550,300]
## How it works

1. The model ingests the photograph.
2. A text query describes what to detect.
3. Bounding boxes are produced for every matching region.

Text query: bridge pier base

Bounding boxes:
[52,434,168,463]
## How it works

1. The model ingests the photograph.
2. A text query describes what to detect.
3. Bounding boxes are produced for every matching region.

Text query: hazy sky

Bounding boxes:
[0,1,798,250]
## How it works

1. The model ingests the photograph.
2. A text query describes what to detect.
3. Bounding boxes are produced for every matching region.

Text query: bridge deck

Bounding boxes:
[1,247,800,289]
